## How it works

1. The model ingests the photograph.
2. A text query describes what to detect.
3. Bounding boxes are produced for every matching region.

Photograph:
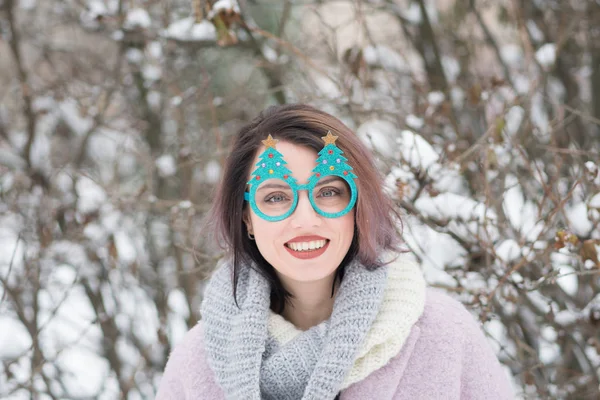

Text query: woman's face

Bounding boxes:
[244,140,355,286]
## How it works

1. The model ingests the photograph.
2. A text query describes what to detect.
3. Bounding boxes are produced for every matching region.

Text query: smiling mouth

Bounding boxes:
[284,239,330,260]
[284,239,329,252]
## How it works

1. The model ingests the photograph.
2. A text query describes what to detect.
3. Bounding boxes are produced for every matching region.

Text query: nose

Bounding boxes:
[289,190,321,228]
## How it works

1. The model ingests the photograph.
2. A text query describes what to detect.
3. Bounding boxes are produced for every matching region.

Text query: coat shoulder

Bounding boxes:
[403,288,514,400]
[156,322,224,399]
[419,288,480,330]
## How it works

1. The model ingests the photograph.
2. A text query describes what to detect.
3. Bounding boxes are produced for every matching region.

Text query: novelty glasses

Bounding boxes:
[243,132,358,222]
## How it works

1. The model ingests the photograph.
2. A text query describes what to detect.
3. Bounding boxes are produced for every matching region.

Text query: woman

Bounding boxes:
[156,104,513,399]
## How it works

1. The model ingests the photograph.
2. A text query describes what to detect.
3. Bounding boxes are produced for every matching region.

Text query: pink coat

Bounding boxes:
[156,289,514,399]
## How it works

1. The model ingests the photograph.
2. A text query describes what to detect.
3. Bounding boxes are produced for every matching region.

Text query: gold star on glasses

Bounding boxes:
[321,131,338,145]
[262,134,279,149]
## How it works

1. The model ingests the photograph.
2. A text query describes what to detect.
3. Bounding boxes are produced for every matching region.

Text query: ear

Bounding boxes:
[243,209,253,234]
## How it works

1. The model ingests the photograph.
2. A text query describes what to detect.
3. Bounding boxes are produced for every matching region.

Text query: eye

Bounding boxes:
[318,187,341,198]
[265,192,290,203]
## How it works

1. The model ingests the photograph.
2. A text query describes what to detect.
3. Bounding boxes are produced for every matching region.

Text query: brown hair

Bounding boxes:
[205,104,402,311]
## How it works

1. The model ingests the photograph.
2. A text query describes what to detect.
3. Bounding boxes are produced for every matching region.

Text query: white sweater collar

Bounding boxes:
[268,254,426,388]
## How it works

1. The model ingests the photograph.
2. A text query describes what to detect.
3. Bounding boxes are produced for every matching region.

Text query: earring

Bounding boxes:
[247,232,255,240]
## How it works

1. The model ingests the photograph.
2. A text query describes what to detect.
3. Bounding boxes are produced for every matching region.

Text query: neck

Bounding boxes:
[280,274,338,331]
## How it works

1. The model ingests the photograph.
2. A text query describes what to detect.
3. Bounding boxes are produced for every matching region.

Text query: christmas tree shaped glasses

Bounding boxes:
[244,132,358,222]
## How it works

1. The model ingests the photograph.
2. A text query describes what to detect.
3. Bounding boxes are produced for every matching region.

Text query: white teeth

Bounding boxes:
[287,240,327,252]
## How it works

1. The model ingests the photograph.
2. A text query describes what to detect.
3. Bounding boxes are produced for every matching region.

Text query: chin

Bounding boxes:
[281,257,340,283]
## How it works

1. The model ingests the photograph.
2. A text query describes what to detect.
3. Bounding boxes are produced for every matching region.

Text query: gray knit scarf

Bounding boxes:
[201,258,388,400]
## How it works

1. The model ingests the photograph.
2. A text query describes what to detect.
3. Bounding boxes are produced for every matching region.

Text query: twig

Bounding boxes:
[470,0,516,89]
[0,234,21,307]
[3,0,37,168]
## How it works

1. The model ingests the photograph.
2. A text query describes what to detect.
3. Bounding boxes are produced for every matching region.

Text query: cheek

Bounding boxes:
[334,214,355,243]
[250,212,282,245]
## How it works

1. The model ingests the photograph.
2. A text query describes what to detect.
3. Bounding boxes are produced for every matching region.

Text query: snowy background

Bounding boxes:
[1,0,599,398]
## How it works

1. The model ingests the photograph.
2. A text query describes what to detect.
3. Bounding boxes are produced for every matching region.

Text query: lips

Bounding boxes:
[284,235,330,260]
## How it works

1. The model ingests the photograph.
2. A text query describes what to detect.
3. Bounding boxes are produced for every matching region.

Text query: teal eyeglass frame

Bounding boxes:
[243,132,358,222]
[243,173,358,222]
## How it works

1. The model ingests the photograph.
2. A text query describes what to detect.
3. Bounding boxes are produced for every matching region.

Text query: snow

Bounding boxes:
[432,164,466,194]
[441,56,460,83]
[211,0,240,14]
[503,175,544,241]
[504,106,525,136]
[357,119,397,159]
[427,91,445,106]
[2,2,598,397]
[147,91,161,110]
[111,30,124,41]
[554,309,578,326]
[0,317,32,358]
[484,319,508,354]
[30,124,51,171]
[81,0,119,27]
[415,192,496,223]
[75,176,107,214]
[115,287,160,347]
[584,161,598,176]
[314,75,342,99]
[402,218,465,287]
[0,223,24,275]
[0,148,26,169]
[535,43,557,68]
[179,200,192,209]
[555,265,578,297]
[126,48,144,64]
[450,87,465,108]
[57,348,109,397]
[170,96,182,106]
[124,8,151,29]
[88,129,137,181]
[548,77,566,102]
[500,44,523,67]
[32,96,55,112]
[48,242,90,274]
[496,239,521,262]
[405,114,424,129]
[38,285,100,357]
[156,155,177,178]
[59,99,94,135]
[513,74,530,94]
[19,0,36,10]
[399,2,422,24]
[262,44,278,63]
[590,193,600,208]
[114,231,137,265]
[539,340,560,364]
[396,130,439,171]
[531,92,550,136]
[164,18,217,42]
[384,165,418,199]
[527,21,544,43]
[55,171,74,195]
[143,64,162,81]
[148,41,162,59]
[363,45,407,72]
[584,162,600,185]
[49,264,78,286]
[565,202,593,236]
[168,289,190,318]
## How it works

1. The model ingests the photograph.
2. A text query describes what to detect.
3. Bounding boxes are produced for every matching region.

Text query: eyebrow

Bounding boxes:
[314,176,344,187]
[256,183,292,192]
[255,176,344,192]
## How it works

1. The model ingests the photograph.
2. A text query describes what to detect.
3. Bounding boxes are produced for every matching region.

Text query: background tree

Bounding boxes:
[0,0,598,398]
